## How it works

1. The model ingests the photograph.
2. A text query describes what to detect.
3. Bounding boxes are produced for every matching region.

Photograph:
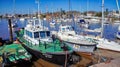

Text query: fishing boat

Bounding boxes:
[56,25,97,53]
[50,21,55,27]
[19,18,25,22]
[15,19,80,65]
[77,19,89,29]
[0,38,32,66]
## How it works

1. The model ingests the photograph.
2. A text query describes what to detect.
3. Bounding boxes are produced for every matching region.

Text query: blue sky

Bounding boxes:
[0,0,120,14]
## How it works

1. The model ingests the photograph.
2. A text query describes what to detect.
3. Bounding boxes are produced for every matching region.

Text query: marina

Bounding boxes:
[0,0,120,67]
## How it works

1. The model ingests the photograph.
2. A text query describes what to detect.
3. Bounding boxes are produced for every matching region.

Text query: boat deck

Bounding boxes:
[19,37,72,53]
[0,43,24,55]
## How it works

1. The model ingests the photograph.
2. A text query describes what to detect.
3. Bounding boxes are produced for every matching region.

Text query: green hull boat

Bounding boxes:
[0,38,32,66]
[15,19,80,65]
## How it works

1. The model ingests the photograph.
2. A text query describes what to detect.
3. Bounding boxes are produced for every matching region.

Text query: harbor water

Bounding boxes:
[0,18,120,67]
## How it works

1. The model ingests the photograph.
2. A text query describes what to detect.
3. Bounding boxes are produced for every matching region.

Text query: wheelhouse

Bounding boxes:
[25,30,51,39]
[59,25,74,32]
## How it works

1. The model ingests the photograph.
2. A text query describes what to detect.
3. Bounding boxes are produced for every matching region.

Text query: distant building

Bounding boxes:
[87,11,96,17]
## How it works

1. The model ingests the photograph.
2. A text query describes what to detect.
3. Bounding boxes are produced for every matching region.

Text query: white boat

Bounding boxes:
[19,18,25,22]
[89,18,100,23]
[50,21,55,27]
[56,25,97,53]
[116,25,120,39]
[116,0,120,39]
[84,28,101,33]
[85,0,120,52]
[86,35,120,52]
[96,38,120,52]
[78,19,89,29]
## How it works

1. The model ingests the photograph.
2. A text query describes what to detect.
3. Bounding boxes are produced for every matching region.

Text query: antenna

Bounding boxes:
[101,0,104,38]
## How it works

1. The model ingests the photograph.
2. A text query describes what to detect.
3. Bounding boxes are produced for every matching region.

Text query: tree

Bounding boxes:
[95,12,102,17]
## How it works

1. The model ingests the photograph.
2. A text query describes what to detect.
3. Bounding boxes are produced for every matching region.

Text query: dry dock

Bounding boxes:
[31,49,120,67]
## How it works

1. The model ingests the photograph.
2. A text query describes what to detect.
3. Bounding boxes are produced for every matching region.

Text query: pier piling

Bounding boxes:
[8,18,13,42]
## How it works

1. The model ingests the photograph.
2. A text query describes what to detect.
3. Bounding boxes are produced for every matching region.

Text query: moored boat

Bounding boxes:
[56,25,97,53]
[116,25,120,39]
[15,19,80,65]
[0,38,32,66]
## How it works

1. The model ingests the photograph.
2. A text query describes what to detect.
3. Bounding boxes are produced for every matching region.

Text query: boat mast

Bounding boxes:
[36,0,41,25]
[101,0,104,38]
[116,0,120,19]
[87,0,89,16]
[13,0,15,17]
[116,0,120,15]
[37,0,40,18]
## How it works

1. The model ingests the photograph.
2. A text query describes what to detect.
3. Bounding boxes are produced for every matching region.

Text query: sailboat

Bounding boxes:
[86,0,120,52]
[116,25,120,39]
[55,0,97,53]
[77,19,89,29]
[116,0,120,39]
[19,17,25,22]
[50,19,56,27]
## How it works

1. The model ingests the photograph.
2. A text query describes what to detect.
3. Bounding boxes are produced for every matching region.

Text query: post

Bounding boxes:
[8,18,13,42]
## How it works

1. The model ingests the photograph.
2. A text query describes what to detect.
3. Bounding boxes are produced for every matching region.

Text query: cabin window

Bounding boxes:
[46,31,50,37]
[62,28,65,31]
[26,30,32,38]
[35,20,39,25]
[34,32,39,38]
[66,27,70,31]
[25,30,28,35]
[40,31,46,38]
[69,27,73,31]
[29,31,33,38]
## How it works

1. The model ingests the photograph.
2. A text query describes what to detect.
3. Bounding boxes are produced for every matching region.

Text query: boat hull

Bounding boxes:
[65,41,96,53]
[21,43,78,65]
[116,32,120,39]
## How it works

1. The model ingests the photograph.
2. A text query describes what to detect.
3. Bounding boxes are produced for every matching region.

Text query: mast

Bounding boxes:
[101,0,104,37]
[116,0,120,15]
[13,0,15,17]
[37,0,40,18]
[36,0,41,26]
[87,0,89,16]
[116,0,120,18]
[68,0,70,11]
[35,0,40,18]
